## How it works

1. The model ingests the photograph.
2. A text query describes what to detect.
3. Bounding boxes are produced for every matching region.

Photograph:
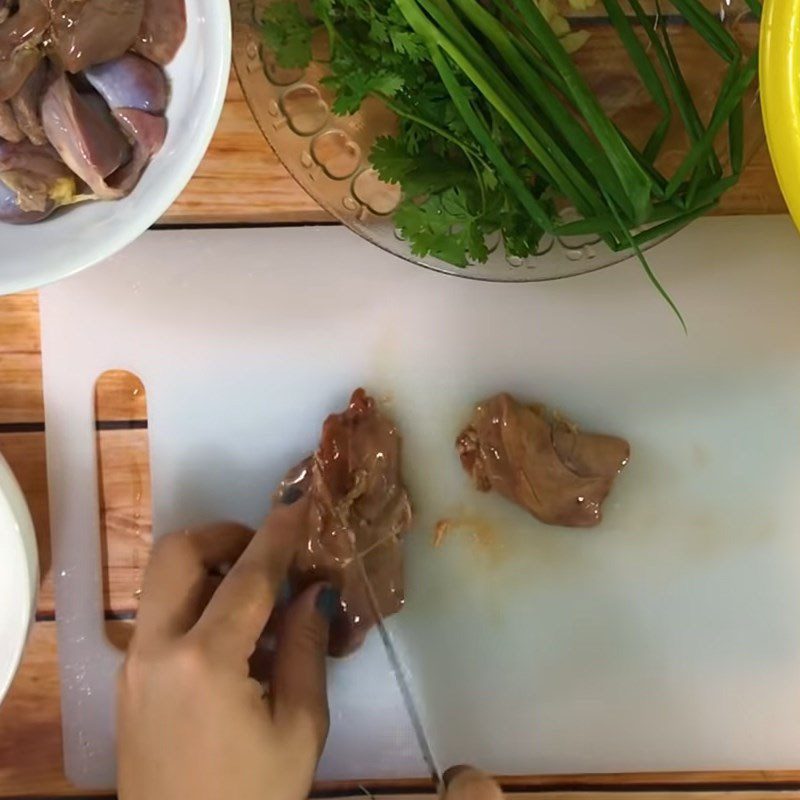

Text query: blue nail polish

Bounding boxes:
[281,485,303,505]
[315,586,341,621]
[277,579,293,606]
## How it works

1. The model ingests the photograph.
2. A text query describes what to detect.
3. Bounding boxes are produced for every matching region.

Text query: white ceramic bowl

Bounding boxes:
[0,452,37,708]
[0,0,232,294]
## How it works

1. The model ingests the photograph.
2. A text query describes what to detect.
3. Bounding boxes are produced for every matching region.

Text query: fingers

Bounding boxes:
[192,499,310,660]
[272,583,335,749]
[135,523,254,647]
[442,768,504,800]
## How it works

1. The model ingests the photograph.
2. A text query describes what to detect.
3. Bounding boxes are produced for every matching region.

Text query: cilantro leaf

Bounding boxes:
[371,135,474,195]
[389,29,428,62]
[369,16,390,43]
[324,70,404,115]
[370,136,414,184]
[394,189,490,267]
[261,1,313,69]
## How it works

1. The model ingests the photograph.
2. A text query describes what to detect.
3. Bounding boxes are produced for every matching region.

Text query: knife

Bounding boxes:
[355,555,442,785]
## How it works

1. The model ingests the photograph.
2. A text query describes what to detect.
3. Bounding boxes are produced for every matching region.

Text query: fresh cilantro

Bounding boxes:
[369,136,412,185]
[394,189,490,267]
[261,1,313,69]
[371,135,474,195]
[388,29,428,61]
[369,17,390,43]
[324,70,404,115]
[501,202,549,258]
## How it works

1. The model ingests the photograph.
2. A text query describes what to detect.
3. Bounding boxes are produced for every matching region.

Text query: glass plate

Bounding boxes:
[233,0,762,281]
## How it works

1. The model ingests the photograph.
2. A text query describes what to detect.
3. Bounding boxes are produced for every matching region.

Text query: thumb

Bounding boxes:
[272,582,337,751]
[442,768,504,800]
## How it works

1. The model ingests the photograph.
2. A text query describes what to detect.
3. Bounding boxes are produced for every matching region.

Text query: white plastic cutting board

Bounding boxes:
[41,217,800,789]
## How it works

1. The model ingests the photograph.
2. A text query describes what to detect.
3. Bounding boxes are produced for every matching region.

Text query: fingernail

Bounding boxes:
[280,484,304,505]
[315,586,341,621]
[277,579,292,605]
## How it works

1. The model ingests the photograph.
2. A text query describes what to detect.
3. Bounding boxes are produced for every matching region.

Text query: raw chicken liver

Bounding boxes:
[275,389,412,657]
[457,393,629,527]
[49,0,144,73]
[134,0,186,65]
[0,0,183,223]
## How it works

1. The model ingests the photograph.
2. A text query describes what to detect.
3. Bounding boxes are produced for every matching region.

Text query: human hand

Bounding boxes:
[117,500,338,800]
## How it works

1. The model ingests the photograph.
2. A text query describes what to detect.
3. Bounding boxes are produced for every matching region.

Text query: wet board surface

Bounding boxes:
[40,217,800,788]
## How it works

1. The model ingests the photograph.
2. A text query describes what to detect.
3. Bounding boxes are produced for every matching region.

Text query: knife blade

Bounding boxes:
[354,555,442,785]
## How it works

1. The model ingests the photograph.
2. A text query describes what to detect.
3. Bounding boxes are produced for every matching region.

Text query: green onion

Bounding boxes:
[508,0,653,224]
[446,0,634,216]
[669,0,739,63]
[413,0,609,216]
[666,52,757,198]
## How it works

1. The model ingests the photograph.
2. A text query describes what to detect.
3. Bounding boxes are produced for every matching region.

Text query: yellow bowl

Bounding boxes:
[762,0,800,227]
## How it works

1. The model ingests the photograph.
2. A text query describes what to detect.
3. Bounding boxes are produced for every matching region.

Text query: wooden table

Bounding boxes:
[0,69,796,799]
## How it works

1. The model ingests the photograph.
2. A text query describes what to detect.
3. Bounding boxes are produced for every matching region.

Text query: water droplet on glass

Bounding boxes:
[311,26,331,61]
[280,85,329,136]
[565,248,582,262]
[342,196,359,211]
[556,207,601,249]
[534,233,555,256]
[310,130,362,179]
[262,47,304,85]
[351,168,401,215]
[300,151,313,168]
[484,230,501,253]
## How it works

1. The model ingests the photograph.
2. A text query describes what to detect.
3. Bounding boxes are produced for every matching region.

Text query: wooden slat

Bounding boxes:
[0,622,73,796]
[94,371,152,614]
[318,793,800,799]
[0,293,40,354]
[0,621,125,797]
[0,353,43,424]
[96,429,151,614]
[718,145,785,215]
[0,426,153,617]
[0,426,153,618]
[498,774,800,789]
[95,370,148,423]
[162,73,330,225]
[565,0,755,16]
